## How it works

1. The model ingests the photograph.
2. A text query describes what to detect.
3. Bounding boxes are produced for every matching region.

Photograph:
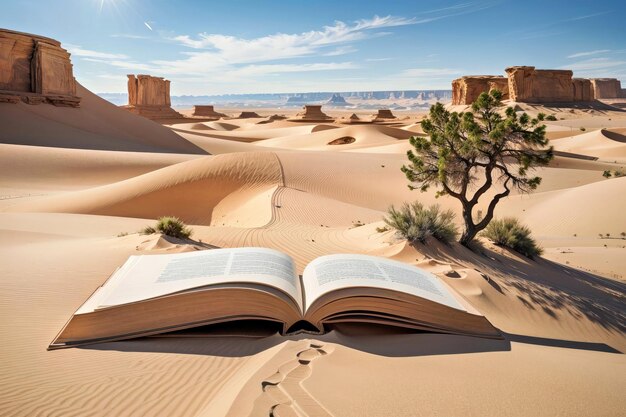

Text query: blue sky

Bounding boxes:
[2,0,625,95]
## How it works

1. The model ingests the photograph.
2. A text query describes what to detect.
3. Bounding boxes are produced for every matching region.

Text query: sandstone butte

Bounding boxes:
[451,66,624,105]
[373,109,397,120]
[291,105,333,122]
[123,74,183,119]
[192,105,227,118]
[0,28,80,107]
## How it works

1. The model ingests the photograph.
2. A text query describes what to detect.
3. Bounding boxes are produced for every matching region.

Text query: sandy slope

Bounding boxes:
[0,84,205,154]
[1,91,625,416]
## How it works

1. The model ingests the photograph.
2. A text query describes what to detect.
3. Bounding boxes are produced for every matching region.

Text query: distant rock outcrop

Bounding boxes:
[326,93,351,107]
[292,105,333,122]
[0,29,80,106]
[192,105,226,118]
[373,109,397,120]
[237,111,261,118]
[450,66,622,104]
[590,78,622,99]
[123,74,183,119]
[451,76,509,105]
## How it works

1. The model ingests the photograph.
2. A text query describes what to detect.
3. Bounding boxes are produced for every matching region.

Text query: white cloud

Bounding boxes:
[565,58,626,71]
[66,44,128,60]
[169,15,415,66]
[567,50,610,59]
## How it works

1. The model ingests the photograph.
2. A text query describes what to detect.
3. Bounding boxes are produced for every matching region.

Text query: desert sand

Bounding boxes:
[1,78,626,417]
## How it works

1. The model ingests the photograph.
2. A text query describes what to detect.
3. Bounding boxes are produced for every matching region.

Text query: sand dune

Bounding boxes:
[0,84,205,154]
[172,121,338,142]
[0,143,196,197]
[255,124,413,151]
[7,152,282,227]
[551,128,626,161]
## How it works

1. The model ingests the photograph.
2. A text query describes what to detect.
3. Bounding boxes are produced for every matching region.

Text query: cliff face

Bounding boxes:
[0,29,79,106]
[572,78,593,101]
[124,74,182,119]
[590,79,622,99]
[505,66,575,103]
[451,76,509,105]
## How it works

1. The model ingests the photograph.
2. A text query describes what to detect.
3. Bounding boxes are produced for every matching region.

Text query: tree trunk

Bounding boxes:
[460,204,478,246]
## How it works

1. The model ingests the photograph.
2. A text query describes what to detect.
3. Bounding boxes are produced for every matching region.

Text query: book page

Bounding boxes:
[301,254,464,312]
[91,247,302,311]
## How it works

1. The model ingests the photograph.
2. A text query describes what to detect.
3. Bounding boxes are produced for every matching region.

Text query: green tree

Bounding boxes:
[401,90,553,245]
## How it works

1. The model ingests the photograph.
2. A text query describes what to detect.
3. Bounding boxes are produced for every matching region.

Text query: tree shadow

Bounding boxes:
[413,240,626,335]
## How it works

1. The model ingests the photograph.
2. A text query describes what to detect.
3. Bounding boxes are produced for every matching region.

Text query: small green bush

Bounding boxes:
[482,217,542,258]
[384,202,458,244]
[603,170,612,178]
[545,114,557,121]
[140,216,192,239]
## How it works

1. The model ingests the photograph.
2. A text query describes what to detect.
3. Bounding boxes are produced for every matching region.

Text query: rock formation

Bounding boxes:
[192,105,226,118]
[237,111,261,118]
[292,105,332,121]
[572,78,593,102]
[451,76,509,105]
[0,29,80,106]
[326,93,351,107]
[373,109,397,120]
[590,79,622,99]
[123,74,183,119]
[505,66,576,103]
[449,66,622,104]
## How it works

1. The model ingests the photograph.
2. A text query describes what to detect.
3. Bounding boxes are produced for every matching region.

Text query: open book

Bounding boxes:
[49,247,501,349]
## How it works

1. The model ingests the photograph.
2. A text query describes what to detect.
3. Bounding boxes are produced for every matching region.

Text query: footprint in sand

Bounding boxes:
[251,342,334,417]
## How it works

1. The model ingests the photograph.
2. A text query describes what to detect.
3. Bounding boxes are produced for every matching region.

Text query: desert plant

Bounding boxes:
[603,170,612,178]
[482,217,543,258]
[141,216,192,239]
[141,225,156,235]
[545,114,557,121]
[613,169,625,178]
[376,226,390,233]
[580,127,586,132]
[384,202,458,244]
[402,90,553,245]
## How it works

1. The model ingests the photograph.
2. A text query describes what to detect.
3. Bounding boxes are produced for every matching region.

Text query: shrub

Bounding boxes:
[376,226,390,233]
[140,216,192,239]
[603,170,612,178]
[580,127,586,132]
[545,114,557,121]
[384,202,458,244]
[482,217,543,258]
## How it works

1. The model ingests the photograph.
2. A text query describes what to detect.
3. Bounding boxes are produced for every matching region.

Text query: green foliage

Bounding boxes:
[603,170,612,178]
[614,169,625,178]
[402,90,553,245]
[141,216,192,239]
[545,114,557,121]
[384,202,458,244]
[482,218,543,258]
[376,226,390,233]
[140,226,156,235]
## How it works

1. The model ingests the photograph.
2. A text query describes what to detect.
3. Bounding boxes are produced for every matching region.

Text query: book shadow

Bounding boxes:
[77,321,621,357]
